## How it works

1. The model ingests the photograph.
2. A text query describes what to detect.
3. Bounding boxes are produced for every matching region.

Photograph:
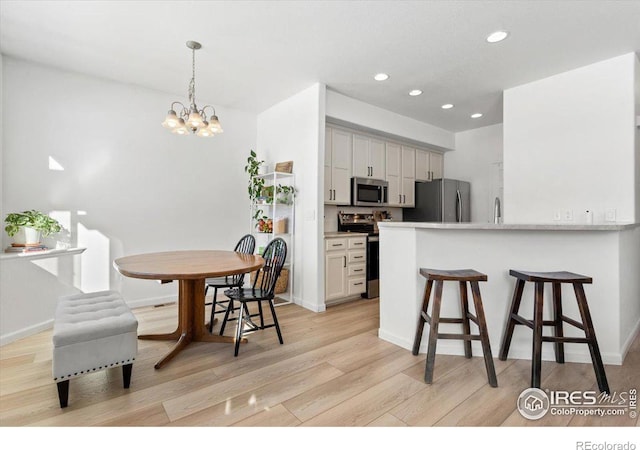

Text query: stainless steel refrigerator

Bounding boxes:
[403,179,471,222]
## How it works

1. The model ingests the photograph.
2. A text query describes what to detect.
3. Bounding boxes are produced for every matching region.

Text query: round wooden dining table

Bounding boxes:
[113,250,264,369]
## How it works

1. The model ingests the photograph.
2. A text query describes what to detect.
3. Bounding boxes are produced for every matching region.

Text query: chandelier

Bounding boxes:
[161,41,223,137]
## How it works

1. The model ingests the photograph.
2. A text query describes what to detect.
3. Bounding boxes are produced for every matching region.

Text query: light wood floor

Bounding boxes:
[1,297,638,428]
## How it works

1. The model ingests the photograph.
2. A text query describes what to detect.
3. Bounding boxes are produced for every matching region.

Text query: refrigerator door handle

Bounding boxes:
[456,189,462,222]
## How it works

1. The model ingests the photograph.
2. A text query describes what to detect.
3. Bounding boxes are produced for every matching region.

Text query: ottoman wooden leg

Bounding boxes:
[57,380,69,408]
[122,363,133,389]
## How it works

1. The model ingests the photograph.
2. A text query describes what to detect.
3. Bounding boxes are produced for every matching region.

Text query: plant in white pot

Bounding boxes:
[4,210,62,246]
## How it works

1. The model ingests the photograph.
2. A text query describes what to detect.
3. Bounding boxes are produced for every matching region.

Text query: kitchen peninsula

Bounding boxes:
[377,221,640,365]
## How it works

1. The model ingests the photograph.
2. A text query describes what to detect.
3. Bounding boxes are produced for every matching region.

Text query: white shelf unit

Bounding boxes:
[250,171,295,304]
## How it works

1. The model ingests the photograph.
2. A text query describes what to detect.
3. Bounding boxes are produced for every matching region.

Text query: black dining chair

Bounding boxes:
[204,234,256,333]
[220,237,287,356]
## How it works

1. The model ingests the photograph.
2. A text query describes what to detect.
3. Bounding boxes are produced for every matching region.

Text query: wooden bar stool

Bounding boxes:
[412,268,498,387]
[499,270,609,393]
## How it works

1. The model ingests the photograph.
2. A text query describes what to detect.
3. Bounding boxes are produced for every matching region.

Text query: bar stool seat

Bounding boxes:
[509,270,592,283]
[412,268,497,387]
[499,269,609,393]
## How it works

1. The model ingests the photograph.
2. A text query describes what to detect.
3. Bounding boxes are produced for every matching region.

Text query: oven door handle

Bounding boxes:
[367,236,379,242]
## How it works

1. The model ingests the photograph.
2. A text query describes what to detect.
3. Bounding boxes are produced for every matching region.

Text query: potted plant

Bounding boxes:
[4,210,63,246]
[276,184,296,205]
[245,150,268,224]
[259,184,296,205]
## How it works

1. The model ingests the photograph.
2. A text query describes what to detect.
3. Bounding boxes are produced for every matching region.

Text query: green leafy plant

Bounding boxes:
[245,150,265,202]
[275,184,296,204]
[4,210,63,237]
[259,184,296,205]
[245,150,267,222]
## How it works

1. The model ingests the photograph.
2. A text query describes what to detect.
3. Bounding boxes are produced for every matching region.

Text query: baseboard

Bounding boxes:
[1,319,54,346]
[299,298,325,312]
[126,295,177,309]
[620,318,640,363]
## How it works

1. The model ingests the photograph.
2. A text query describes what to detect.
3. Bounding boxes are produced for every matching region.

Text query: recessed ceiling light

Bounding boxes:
[408,89,423,96]
[441,104,454,109]
[486,30,509,43]
[374,73,389,81]
[471,113,483,118]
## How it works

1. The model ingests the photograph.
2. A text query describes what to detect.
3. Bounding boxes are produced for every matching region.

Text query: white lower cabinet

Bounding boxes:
[325,235,367,304]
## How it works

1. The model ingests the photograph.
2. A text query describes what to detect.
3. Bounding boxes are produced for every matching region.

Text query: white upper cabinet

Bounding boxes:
[430,151,443,180]
[325,127,352,205]
[415,149,430,181]
[416,149,444,182]
[352,134,386,179]
[401,146,416,207]
[385,143,402,207]
[386,143,415,207]
[369,139,386,179]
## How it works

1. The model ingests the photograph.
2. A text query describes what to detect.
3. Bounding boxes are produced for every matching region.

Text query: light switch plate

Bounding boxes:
[563,209,573,221]
[605,209,616,222]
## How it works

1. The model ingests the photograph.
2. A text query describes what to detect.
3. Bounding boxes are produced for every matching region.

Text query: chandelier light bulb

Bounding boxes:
[197,125,213,137]
[187,111,205,129]
[162,110,179,129]
[208,115,223,134]
[171,118,188,135]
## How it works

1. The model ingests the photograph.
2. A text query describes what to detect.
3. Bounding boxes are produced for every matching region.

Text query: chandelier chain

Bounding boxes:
[188,47,196,108]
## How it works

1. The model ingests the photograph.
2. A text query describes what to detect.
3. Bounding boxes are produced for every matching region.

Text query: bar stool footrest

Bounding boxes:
[438,333,482,341]
[542,336,590,344]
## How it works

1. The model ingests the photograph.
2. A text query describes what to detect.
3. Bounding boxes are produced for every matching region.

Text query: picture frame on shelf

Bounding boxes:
[274,161,293,173]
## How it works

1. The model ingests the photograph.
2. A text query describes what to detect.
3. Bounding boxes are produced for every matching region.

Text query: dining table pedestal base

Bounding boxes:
[138,278,246,369]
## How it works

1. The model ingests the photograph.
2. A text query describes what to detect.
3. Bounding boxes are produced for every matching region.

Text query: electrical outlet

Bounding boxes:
[553,210,561,221]
[605,209,616,222]
[563,209,573,221]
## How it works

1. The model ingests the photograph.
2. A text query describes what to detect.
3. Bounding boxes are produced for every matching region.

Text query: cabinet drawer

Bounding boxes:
[348,250,366,264]
[348,278,366,295]
[348,237,367,249]
[348,263,366,277]
[325,238,346,251]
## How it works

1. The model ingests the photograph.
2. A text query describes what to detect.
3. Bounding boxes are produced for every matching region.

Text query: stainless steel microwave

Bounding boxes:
[351,177,388,206]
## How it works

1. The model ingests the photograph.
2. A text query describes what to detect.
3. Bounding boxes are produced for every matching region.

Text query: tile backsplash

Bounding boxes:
[323,204,403,232]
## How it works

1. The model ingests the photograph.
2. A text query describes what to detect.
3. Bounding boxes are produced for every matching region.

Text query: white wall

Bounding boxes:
[635,55,640,223]
[326,90,455,151]
[504,53,637,224]
[257,83,325,312]
[446,124,503,223]
[1,57,256,341]
[0,54,4,225]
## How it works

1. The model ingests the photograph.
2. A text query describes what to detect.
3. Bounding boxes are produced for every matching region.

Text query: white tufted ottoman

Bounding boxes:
[52,290,138,408]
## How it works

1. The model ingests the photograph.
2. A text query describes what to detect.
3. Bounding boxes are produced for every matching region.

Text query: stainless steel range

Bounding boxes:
[337,211,391,299]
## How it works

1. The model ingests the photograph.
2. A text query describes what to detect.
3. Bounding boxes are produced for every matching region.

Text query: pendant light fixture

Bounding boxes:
[162,41,223,137]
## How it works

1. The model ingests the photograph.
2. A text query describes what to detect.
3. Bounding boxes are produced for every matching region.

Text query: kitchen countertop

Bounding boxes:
[324,231,369,238]
[377,221,640,231]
